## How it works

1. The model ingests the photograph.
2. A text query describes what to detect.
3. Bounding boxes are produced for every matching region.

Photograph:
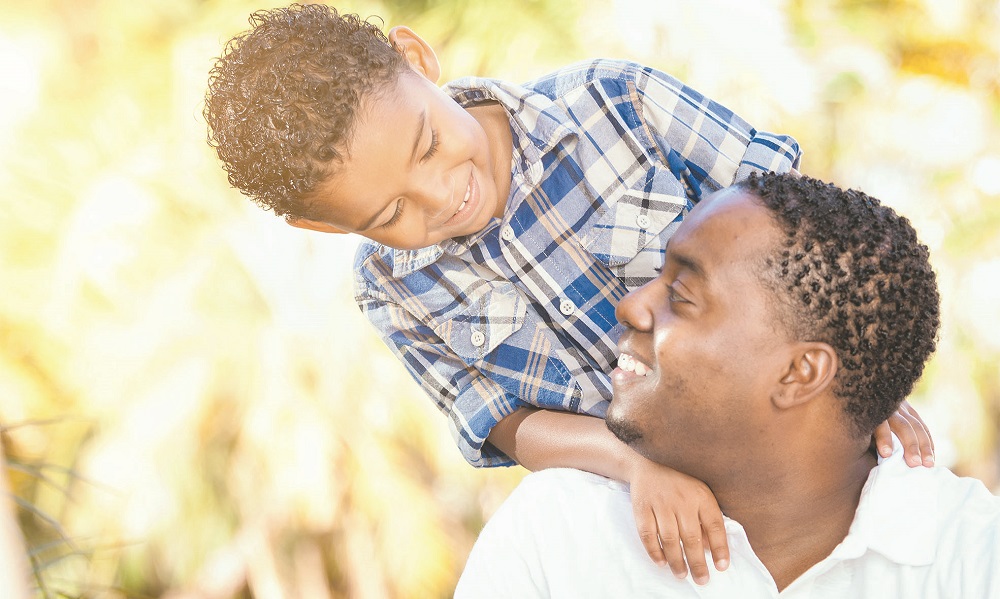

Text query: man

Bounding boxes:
[455,172,1000,598]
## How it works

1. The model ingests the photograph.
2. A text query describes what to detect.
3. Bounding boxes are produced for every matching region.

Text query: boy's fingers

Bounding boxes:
[677,516,709,585]
[634,507,668,567]
[657,518,688,579]
[900,401,936,465]
[702,514,730,571]
[873,421,893,457]
[887,406,933,467]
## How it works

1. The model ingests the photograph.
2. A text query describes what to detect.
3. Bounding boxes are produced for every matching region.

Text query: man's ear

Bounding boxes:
[388,26,441,83]
[285,217,349,235]
[772,342,838,410]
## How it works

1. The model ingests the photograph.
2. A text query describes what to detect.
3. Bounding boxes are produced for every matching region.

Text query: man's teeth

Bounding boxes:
[618,353,650,376]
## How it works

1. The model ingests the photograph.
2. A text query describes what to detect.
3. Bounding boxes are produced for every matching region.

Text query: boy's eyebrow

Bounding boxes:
[410,109,427,162]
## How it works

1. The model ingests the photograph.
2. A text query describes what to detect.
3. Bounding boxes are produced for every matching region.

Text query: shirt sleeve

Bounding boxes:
[628,64,802,197]
[354,254,523,468]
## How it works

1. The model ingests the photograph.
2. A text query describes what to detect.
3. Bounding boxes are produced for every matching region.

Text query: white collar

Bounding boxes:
[830,440,938,566]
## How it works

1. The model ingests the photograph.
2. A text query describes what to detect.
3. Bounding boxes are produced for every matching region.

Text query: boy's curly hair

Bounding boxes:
[204,4,408,219]
[739,172,940,437]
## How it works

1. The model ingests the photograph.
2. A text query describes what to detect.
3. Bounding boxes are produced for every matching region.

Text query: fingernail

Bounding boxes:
[673,570,687,580]
[880,445,892,456]
[656,559,667,567]
[908,454,921,466]
[924,454,935,466]
[716,558,730,571]
[695,574,709,586]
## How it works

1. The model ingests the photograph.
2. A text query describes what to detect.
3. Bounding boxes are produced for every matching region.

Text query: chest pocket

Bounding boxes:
[582,166,688,285]
[429,281,527,365]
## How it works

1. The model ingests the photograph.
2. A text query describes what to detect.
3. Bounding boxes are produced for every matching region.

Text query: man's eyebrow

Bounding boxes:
[664,241,706,279]
[410,109,426,163]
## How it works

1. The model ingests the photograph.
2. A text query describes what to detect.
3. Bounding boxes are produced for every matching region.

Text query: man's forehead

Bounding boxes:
[669,187,777,269]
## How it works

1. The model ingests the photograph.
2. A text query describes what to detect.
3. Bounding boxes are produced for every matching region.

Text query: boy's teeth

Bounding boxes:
[454,184,471,216]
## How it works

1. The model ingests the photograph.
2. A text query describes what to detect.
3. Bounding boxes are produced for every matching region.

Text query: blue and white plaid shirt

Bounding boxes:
[354,60,800,467]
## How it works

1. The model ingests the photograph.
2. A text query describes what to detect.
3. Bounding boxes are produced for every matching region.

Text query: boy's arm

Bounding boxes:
[489,407,730,584]
[355,265,525,467]
[356,271,728,581]
[630,65,801,194]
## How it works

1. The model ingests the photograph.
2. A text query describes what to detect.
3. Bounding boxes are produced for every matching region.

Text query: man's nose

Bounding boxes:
[615,281,657,332]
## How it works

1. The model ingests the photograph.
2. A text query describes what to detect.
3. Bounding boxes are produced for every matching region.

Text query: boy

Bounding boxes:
[204,3,934,584]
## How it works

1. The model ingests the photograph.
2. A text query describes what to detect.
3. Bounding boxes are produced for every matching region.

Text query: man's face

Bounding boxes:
[606,188,794,475]
[302,70,508,250]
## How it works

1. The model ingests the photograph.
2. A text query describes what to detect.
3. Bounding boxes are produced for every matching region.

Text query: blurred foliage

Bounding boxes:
[0,0,998,596]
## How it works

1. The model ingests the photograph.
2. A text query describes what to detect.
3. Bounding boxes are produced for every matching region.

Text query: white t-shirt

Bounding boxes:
[455,449,1000,598]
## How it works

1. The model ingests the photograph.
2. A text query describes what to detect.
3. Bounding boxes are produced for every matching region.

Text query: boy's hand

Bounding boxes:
[873,400,934,467]
[628,457,729,585]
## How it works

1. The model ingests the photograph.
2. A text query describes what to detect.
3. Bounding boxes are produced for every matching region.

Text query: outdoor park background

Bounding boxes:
[1,0,998,596]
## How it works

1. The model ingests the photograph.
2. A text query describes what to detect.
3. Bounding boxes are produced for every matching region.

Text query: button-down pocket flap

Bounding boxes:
[433,282,527,365]
[584,171,687,267]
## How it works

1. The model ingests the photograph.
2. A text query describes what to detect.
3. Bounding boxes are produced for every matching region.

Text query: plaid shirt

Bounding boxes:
[354,60,801,467]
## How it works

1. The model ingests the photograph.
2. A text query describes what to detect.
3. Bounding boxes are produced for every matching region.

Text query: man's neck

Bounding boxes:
[715,448,877,591]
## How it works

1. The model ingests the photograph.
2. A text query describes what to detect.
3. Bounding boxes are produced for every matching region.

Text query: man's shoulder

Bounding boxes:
[930,465,1000,537]
[860,453,1000,569]
[487,469,631,536]
[506,468,627,505]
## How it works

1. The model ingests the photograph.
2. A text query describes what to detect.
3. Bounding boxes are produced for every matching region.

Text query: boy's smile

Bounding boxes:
[291,66,513,250]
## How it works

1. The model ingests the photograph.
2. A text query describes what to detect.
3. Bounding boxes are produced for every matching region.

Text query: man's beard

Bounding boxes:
[606,412,643,446]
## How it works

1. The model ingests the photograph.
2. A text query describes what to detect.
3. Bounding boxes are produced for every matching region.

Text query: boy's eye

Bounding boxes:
[421,129,439,162]
[382,200,404,228]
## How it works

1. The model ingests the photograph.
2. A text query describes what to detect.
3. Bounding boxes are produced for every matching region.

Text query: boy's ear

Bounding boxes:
[772,342,838,410]
[285,217,349,235]
[388,26,441,83]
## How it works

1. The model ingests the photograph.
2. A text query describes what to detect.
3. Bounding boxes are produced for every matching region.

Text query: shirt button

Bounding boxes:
[501,226,515,241]
[559,299,576,316]
[636,214,651,229]
[470,330,486,347]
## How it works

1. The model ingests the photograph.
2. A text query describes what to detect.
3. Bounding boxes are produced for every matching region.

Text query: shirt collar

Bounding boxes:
[387,76,572,276]
[443,75,576,186]
[830,439,939,566]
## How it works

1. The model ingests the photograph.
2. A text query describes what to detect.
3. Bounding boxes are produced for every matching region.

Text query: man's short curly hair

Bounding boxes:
[737,172,940,437]
[204,3,408,220]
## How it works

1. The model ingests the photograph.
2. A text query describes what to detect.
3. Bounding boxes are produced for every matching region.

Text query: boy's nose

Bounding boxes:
[414,172,455,219]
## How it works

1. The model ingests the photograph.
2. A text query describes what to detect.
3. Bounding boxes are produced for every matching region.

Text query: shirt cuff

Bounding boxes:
[452,393,524,468]
[733,130,802,182]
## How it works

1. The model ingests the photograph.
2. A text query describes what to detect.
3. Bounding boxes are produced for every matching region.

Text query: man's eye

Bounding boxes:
[667,284,687,303]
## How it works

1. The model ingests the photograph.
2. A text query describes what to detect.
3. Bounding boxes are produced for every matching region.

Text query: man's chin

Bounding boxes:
[606,413,643,446]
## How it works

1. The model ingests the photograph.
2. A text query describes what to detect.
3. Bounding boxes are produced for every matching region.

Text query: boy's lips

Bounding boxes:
[443,170,478,227]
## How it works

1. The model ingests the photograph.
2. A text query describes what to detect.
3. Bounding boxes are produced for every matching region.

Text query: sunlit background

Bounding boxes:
[1,0,998,596]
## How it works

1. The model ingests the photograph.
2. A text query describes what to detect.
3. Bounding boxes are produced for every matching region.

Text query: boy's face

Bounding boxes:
[293,69,511,250]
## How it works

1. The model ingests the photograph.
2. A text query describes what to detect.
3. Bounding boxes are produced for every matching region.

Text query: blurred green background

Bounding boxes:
[1,0,998,596]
